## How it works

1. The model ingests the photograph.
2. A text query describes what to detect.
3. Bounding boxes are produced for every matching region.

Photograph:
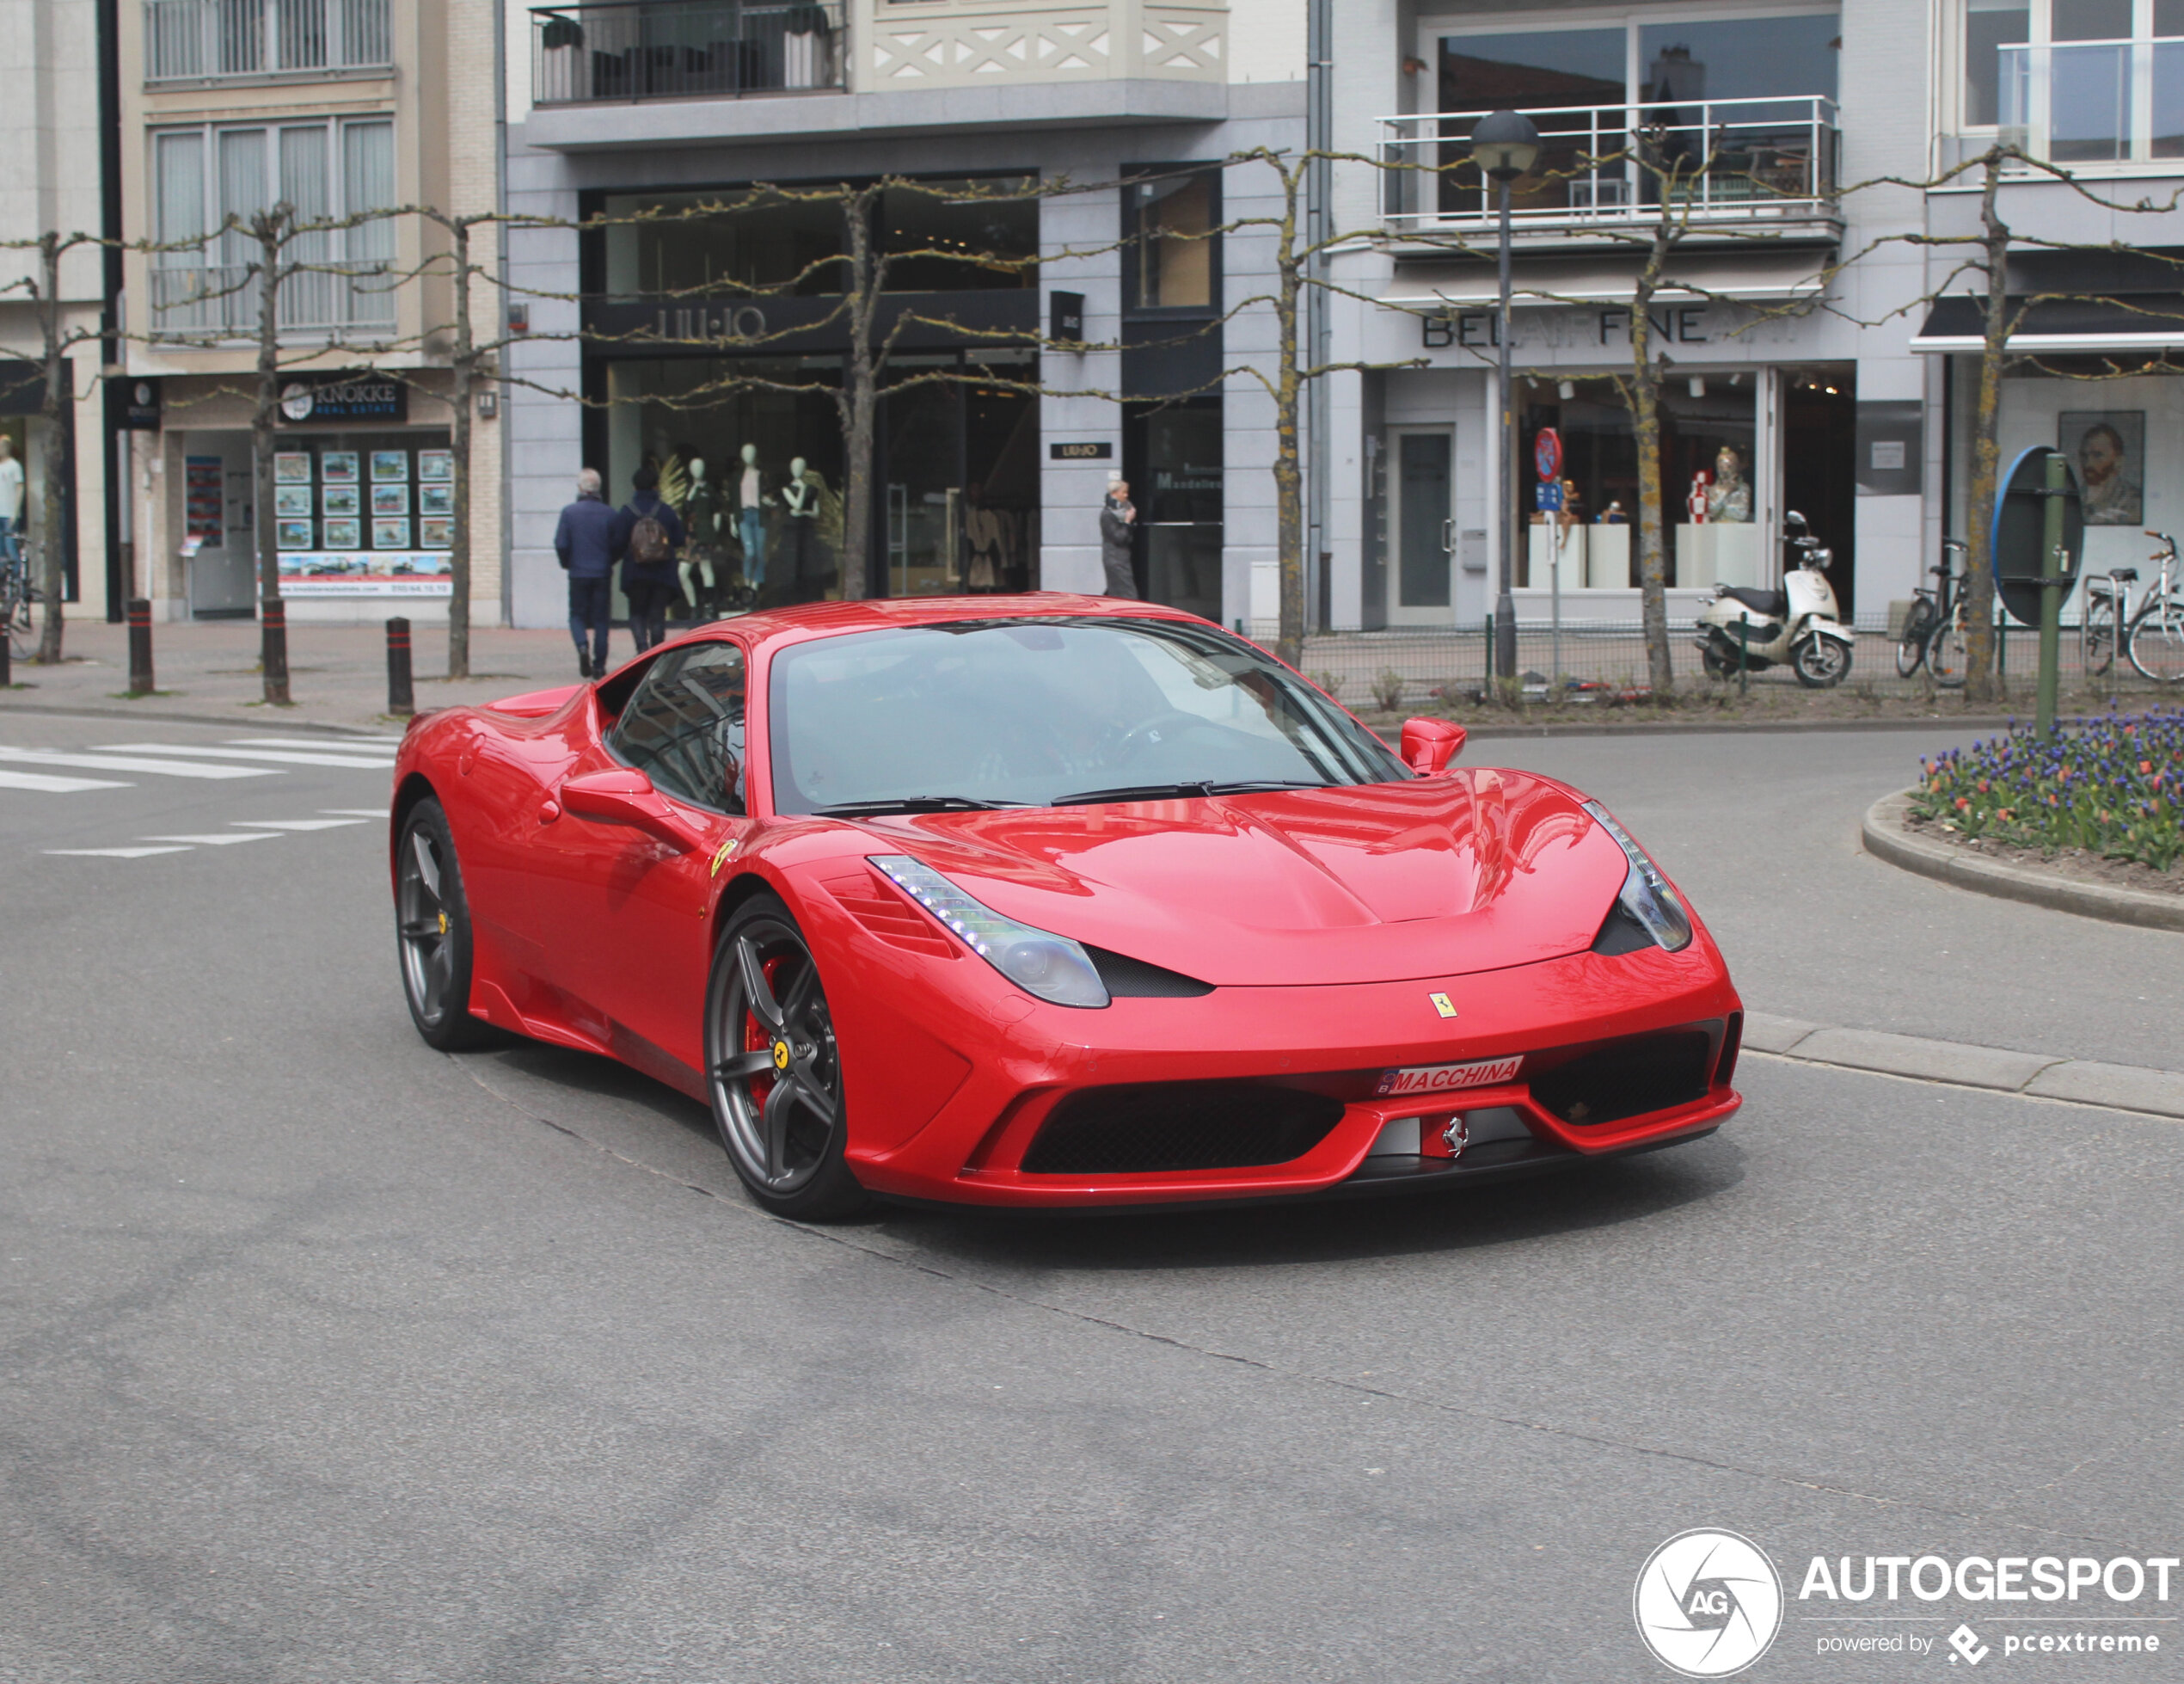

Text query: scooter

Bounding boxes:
[1693,510,1856,688]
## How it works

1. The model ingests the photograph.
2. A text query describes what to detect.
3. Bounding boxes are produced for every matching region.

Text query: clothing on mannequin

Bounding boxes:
[680,456,723,612]
[0,437,24,567]
[733,441,771,591]
[780,457,820,599]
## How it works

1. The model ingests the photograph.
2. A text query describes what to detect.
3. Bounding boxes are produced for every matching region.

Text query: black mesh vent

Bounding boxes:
[1716,1011,1743,1090]
[1530,1029,1716,1127]
[1085,945,1215,998]
[1021,1082,1344,1174]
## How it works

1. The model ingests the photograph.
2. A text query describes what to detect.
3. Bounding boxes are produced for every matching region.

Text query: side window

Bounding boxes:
[606,641,747,814]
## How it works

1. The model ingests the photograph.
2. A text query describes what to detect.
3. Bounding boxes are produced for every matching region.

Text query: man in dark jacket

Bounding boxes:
[610,465,687,655]
[1099,478,1138,598]
[554,468,617,678]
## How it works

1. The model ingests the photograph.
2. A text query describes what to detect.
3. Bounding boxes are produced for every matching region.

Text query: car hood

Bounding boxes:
[858,771,1631,986]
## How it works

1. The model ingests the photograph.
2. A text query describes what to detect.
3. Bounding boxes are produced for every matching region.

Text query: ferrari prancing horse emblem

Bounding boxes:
[1429,993,1458,1018]
[771,1039,791,1072]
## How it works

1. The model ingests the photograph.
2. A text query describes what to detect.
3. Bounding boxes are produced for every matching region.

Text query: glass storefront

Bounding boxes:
[1125,397,1223,624]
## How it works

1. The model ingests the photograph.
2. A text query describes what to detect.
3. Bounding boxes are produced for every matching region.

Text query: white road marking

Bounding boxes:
[44,846,194,858]
[0,768,131,793]
[140,832,280,845]
[97,742,394,770]
[320,808,388,818]
[0,747,276,780]
[229,818,369,831]
[230,735,405,750]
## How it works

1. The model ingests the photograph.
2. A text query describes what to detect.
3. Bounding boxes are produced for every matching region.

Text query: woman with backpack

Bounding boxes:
[611,465,686,655]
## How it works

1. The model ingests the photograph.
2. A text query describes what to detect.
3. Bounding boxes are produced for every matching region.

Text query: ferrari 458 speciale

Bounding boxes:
[390,594,1741,1218]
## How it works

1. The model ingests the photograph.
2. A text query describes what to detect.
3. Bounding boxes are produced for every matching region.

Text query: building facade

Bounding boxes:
[501,0,1306,633]
[118,0,504,625]
[1318,0,2184,641]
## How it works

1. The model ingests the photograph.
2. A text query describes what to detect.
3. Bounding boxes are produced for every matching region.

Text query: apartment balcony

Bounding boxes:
[148,261,397,342]
[1994,37,2184,167]
[144,0,391,84]
[524,0,1230,151]
[1378,96,1841,250]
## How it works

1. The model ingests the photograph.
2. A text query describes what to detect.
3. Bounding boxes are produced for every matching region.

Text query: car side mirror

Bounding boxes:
[561,766,703,852]
[1400,717,1466,775]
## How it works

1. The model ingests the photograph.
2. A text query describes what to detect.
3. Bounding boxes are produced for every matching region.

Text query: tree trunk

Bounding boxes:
[1628,294,1674,693]
[252,211,291,704]
[446,217,473,679]
[34,236,67,666]
[1273,165,1306,669]
[1962,149,2009,705]
[836,187,879,601]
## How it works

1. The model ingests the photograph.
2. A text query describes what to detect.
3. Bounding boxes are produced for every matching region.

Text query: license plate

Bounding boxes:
[1373,1055,1524,1097]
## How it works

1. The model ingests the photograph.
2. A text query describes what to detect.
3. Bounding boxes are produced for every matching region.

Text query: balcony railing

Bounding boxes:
[149,261,397,339]
[531,0,844,104]
[1379,96,1840,237]
[145,0,391,82]
[1997,38,2184,164]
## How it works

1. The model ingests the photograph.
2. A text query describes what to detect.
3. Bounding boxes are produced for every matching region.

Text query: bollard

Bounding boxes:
[0,621,9,689]
[127,598,154,697]
[1483,612,1495,682]
[385,616,414,716]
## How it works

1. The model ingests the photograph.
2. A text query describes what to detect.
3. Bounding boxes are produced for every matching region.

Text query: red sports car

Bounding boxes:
[390,593,1741,1219]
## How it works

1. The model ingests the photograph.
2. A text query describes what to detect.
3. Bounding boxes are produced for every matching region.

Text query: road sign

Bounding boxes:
[1534,427,1562,483]
[1993,445,2083,627]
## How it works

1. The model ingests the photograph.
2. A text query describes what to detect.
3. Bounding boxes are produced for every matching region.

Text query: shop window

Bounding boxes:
[1126,169,1220,314]
[1125,397,1223,623]
[599,176,1035,300]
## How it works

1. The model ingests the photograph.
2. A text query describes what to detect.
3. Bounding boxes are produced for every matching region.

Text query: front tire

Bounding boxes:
[396,798,492,1050]
[1895,602,1933,677]
[1927,618,1969,689]
[1792,633,1851,688]
[704,894,870,1220]
[2128,600,2184,684]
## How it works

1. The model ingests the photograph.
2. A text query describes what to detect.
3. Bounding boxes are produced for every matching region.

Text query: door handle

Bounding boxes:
[1441,518,1454,554]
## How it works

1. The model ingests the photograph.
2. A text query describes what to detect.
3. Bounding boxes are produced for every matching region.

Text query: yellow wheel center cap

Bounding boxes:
[438,911,450,936]
[771,1039,791,1072]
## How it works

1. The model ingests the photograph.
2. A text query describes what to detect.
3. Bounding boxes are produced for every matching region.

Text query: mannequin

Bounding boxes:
[679,456,724,614]
[1705,446,1751,523]
[0,436,23,569]
[733,442,772,592]
[781,456,819,599]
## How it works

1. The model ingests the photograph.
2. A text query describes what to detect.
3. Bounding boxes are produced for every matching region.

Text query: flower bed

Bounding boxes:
[1911,709,2184,871]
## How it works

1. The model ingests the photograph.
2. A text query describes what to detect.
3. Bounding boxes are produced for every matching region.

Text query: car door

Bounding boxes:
[538,639,753,1079]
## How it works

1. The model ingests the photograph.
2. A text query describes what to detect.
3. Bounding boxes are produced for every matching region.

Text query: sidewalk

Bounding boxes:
[0,619,584,734]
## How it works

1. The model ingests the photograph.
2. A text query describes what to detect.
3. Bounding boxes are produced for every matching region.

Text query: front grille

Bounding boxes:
[1021,1082,1345,1175]
[1530,1027,1717,1127]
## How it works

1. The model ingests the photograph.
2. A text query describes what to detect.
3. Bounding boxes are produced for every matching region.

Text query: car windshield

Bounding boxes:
[768,617,1407,814]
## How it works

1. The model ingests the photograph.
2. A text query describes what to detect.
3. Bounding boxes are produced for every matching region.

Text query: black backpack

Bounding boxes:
[628,514,671,568]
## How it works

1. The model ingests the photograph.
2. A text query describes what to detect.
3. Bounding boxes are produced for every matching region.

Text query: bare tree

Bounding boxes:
[11,231,107,666]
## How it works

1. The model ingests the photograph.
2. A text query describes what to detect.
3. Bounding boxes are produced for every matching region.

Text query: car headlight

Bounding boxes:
[1582,801,1692,953]
[869,855,1110,1008]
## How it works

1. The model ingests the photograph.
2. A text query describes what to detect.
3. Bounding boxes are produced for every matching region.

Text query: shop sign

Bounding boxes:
[277,372,407,424]
[279,553,452,597]
[1420,304,1715,350]
[123,378,162,431]
[586,291,1038,355]
[1050,441,1113,460]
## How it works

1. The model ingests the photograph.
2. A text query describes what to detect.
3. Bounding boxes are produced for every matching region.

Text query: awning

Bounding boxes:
[1381,252,1828,310]
[1910,293,2184,353]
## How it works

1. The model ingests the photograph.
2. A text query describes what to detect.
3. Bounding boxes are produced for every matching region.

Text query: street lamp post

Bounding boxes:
[1471,110,1541,683]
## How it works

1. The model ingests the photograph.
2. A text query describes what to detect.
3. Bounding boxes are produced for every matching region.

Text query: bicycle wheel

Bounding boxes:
[1926,615,1969,689]
[1895,600,1935,677]
[2083,593,2117,678]
[3,575,32,663]
[2128,599,2184,684]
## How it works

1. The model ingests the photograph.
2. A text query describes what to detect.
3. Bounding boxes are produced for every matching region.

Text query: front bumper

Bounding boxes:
[841,940,1742,1209]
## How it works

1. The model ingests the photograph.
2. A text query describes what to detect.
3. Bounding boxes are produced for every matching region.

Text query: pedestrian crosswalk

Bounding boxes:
[45,812,376,858]
[0,733,397,796]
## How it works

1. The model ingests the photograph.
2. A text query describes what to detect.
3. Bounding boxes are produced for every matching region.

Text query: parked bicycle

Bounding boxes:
[2121,532,2184,685]
[1897,538,1969,685]
[1,535,35,662]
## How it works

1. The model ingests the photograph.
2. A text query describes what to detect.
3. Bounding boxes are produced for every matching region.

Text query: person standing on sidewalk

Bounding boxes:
[1100,477,1138,599]
[611,465,686,655]
[554,468,617,679]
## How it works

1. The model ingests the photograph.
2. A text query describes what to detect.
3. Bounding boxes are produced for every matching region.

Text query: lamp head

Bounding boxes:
[1470,110,1543,182]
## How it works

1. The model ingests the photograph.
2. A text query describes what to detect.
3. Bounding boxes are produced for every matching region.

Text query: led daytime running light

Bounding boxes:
[1583,801,1693,953]
[869,855,1111,1008]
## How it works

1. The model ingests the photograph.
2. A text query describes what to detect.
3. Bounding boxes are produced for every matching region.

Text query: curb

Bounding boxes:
[1745,1011,2184,1121]
[1455,715,2016,741]
[1861,790,2184,934]
[0,698,407,737]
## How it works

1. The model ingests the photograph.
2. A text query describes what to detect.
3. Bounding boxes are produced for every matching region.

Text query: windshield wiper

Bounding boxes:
[1050,779,1324,807]
[808,796,1029,816]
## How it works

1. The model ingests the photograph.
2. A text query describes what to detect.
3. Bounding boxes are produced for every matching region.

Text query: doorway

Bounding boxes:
[1781,365,1857,616]
[183,434,255,616]
[1386,427,1454,625]
[1126,398,1223,624]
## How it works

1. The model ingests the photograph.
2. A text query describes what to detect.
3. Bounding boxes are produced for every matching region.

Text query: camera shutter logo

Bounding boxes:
[1633,1529,1782,1677]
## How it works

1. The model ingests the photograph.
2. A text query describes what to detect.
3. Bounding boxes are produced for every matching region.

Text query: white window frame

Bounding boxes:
[1946,0,2182,166]
[150,116,398,336]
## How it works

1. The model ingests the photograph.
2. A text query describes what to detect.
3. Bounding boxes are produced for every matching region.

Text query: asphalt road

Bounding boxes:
[2,716,2178,1682]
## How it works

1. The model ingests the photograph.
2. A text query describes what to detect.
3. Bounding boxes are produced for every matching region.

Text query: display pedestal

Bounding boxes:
[1678,523,1765,590]
[1586,525,1630,589]
[1527,525,1583,593]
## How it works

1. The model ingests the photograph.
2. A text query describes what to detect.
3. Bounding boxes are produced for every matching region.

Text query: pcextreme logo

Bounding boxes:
[1635,1529,1785,1678]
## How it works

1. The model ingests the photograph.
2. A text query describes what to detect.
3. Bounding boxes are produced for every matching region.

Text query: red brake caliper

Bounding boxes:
[743,954,786,1110]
